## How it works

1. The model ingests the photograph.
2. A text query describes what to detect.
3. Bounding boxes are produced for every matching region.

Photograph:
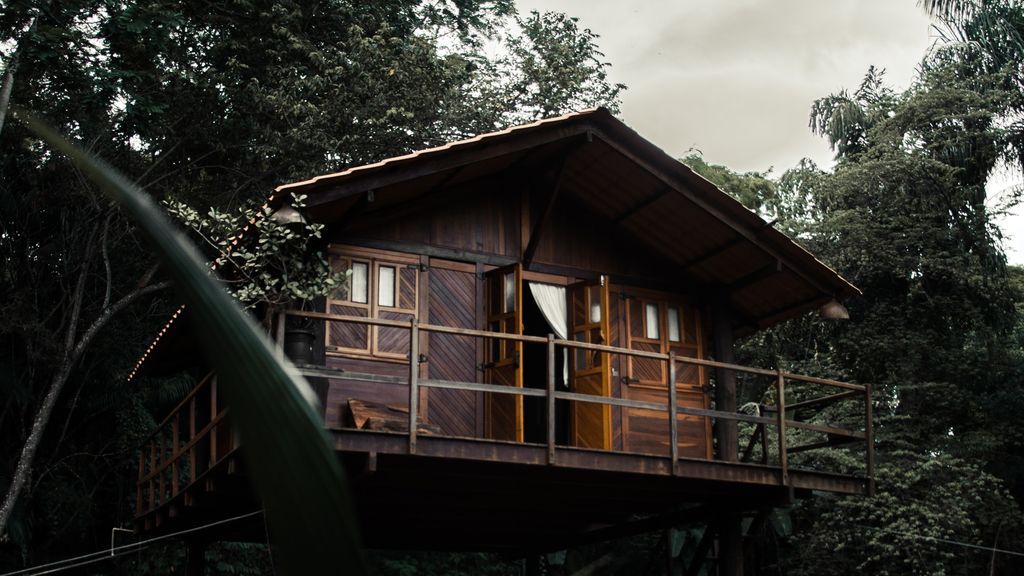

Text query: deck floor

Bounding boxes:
[136,427,868,551]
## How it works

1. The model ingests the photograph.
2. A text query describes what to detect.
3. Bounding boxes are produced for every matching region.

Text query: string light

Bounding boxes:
[127,192,284,382]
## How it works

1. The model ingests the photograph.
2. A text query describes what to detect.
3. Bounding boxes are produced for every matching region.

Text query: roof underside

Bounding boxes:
[278,109,858,332]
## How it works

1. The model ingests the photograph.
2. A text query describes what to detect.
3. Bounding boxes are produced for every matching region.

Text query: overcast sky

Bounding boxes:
[516,0,1024,264]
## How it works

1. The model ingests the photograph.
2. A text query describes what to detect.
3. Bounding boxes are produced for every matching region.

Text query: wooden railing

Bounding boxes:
[284,310,875,492]
[136,372,236,522]
[136,310,875,520]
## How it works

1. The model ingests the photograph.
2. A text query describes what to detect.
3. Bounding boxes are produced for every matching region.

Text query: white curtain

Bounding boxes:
[528,282,569,384]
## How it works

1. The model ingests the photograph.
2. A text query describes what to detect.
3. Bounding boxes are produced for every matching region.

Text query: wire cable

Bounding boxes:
[1,509,263,576]
[856,524,1024,558]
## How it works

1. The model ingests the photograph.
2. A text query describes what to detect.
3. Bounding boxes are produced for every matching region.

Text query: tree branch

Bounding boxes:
[0,279,171,534]
[101,213,113,310]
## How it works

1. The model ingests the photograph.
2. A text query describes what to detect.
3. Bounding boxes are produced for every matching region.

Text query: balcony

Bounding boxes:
[136,311,874,548]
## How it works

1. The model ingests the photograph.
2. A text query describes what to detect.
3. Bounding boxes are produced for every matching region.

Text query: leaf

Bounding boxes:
[20,112,366,575]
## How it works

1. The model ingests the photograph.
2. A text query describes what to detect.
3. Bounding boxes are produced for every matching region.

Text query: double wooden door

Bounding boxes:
[620,295,711,458]
[483,266,611,449]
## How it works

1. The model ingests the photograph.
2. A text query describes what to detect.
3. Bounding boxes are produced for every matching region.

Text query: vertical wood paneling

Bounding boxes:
[427,267,478,437]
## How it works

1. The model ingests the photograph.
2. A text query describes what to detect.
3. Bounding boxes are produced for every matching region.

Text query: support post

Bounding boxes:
[409,318,419,455]
[546,334,556,464]
[775,369,788,487]
[210,378,218,464]
[189,398,197,484]
[712,298,743,576]
[718,513,744,576]
[865,383,875,496]
[171,419,180,495]
[185,538,205,576]
[712,299,738,462]
[136,450,144,515]
[668,353,678,474]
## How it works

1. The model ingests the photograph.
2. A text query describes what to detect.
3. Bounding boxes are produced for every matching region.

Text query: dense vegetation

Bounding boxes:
[2,0,1024,573]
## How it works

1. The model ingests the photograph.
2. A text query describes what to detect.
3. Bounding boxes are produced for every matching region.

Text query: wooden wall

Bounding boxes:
[425,263,479,437]
[320,166,712,456]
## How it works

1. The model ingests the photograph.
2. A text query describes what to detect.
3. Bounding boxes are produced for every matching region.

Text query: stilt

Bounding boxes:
[712,298,738,462]
[664,528,675,575]
[524,553,541,576]
[717,513,744,576]
[185,538,205,576]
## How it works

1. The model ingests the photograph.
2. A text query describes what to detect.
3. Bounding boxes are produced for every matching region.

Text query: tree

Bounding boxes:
[0,0,624,569]
[775,54,1024,574]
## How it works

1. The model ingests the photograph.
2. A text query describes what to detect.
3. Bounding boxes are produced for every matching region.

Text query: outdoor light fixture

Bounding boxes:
[270,204,306,225]
[820,298,850,320]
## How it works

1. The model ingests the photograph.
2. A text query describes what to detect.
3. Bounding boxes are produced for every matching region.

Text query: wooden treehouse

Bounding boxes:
[133,109,873,574]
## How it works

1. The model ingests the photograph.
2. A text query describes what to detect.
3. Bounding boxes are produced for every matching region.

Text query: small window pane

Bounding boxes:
[589,286,602,323]
[351,262,368,304]
[667,307,681,342]
[378,266,396,307]
[645,303,660,339]
[503,272,516,313]
[490,321,501,360]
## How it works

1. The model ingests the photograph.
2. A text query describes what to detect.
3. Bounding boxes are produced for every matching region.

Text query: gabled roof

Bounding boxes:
[277,108,858,332]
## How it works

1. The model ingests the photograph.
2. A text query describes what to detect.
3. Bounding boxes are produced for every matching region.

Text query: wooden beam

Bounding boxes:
[356,166,470,224]
[306,124,591,208]
[680,219,777,272]
[522,153,573,268]
[684,525,717,576]
[594,126,842,297]
[735,294,832,334]
[612,187,671,224]
[727,260,782,293]
[325,190,374,242]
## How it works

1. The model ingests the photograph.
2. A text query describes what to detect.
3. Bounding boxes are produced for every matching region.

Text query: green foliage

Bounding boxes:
[26,112,366,574]
[487,10,625,122]
[0,0,625,572]
[165,194,345,308]
[789,452,1022,575]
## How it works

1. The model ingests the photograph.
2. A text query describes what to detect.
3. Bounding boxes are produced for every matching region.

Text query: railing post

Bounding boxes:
[865,383,875,496]
[275,309,286,352]
[408,318,419,455]
[547,334,556,465]
[189,398,197,484]
[775,369,788,487]
[157,433,165,504]
[210,377,218,464]
[668,352,678,475]
[171,418,180,496]
[137,449,144,515]
[148,442,156,510]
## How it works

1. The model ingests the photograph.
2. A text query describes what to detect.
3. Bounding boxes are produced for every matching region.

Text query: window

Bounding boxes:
[644,303,660,339]
[625,294,703,387]
[667,307,681,343]
[327,249,419,358]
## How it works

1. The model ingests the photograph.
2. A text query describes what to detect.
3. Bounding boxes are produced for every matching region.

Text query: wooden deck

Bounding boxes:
[134,313,874,550]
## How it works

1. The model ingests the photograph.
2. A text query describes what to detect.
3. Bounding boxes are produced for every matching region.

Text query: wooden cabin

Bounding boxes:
[134,109,872,573]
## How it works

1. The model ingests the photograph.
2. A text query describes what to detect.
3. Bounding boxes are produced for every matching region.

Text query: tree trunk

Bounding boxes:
[0,281,170,533]
[0,52,18,137]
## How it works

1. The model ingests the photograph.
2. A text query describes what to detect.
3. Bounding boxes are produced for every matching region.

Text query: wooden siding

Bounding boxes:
[324,356,408,430]
[426,266,479,437]
[346,179,521,260]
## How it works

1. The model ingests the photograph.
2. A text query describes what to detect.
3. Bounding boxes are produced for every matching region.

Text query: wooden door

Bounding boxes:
[569,277,612,449]
[622,297,711,458]
[484,264,523,442]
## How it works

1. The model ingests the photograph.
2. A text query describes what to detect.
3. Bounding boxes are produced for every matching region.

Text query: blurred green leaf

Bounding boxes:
[20,111,366,575]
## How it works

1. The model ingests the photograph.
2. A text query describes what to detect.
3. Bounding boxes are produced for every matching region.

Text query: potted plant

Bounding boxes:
[166,192,347,366]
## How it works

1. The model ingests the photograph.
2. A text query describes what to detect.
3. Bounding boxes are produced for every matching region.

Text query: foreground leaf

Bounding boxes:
[22,112,366,575]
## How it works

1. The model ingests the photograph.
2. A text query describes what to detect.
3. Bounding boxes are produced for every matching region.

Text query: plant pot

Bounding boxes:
[283,327,316,365]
